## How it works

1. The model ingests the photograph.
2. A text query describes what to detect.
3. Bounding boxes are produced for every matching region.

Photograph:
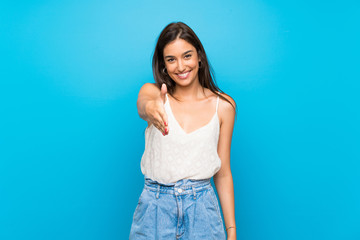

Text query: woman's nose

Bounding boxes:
[177,60,185,72]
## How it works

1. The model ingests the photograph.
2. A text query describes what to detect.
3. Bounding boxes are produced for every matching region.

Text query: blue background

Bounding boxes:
[1,0,359,239]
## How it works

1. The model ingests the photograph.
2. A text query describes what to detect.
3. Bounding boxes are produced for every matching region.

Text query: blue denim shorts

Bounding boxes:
[129,177,226,239]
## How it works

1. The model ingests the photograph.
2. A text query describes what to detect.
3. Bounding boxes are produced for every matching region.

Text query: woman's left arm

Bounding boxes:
[214,94,237,240]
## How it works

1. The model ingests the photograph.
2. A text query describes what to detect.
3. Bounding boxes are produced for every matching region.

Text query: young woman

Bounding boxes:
[130,22,237,240]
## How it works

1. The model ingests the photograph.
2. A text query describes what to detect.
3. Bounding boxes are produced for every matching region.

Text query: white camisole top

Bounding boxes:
[140,93,221,184]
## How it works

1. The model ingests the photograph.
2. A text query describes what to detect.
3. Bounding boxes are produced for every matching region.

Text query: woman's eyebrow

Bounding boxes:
[183,50,193,55]
[164,50,193,58]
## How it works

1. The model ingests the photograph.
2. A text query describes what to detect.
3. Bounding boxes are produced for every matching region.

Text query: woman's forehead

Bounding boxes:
[163,39,196,55]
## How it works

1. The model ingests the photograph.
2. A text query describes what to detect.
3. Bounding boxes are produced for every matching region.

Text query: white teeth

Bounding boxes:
[177,71,190,78]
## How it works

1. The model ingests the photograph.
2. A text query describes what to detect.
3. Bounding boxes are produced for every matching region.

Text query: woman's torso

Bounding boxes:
[140,91,222,184]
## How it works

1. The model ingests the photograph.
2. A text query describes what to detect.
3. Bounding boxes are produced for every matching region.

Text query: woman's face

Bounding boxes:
[163,38,200,87]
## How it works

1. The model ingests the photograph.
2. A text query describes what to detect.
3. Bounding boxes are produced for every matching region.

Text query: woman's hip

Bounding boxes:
[129,177,225,239]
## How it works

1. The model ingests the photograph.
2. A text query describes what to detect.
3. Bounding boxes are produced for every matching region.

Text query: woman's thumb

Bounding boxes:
[160,83,167,103]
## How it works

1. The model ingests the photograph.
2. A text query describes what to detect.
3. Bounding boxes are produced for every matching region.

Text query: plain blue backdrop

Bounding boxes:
[1,0,359,239]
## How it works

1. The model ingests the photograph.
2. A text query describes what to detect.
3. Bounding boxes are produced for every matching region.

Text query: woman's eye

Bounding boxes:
[185,54,192,58]
[167,58,174,62]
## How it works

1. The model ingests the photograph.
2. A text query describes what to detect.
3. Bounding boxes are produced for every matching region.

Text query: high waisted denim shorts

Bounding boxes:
[129,177,226,239]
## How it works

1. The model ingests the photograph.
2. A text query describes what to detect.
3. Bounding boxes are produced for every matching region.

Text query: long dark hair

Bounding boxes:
[152,21,236,113]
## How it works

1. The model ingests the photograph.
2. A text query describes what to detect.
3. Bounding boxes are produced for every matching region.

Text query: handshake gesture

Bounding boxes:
[137,83,169,136]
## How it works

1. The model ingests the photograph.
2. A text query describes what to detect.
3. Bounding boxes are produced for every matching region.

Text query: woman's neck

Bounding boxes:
[173,83,208,101]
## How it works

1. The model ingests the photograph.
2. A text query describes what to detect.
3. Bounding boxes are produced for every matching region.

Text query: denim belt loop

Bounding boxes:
[156,185,160,199]
[192,185,196,200]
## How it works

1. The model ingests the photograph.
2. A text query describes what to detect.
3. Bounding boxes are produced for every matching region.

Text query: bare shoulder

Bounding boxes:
[216,91,236,111]
[216,91,236,125]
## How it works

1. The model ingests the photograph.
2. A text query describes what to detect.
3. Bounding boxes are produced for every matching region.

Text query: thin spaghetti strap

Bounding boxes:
[165,93,169,103]
[215,96,220,113]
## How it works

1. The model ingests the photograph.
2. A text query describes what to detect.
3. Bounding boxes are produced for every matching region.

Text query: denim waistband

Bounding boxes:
[144,177,212,196]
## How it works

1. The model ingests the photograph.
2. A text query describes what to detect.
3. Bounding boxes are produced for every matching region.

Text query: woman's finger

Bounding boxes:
[153,113,166,135]
[160,83,167,104]
[158,110,169,134]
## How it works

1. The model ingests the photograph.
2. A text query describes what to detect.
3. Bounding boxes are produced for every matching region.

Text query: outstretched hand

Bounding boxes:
[145,83,169,136]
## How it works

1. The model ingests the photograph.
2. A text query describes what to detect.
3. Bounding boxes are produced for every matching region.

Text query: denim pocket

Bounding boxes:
[137,188,146,204]
[208,187,223,223]
[132,188,146,220]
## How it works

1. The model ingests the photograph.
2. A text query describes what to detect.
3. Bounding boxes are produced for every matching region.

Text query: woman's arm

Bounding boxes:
[214,93,237,239]
[137,83,168,135]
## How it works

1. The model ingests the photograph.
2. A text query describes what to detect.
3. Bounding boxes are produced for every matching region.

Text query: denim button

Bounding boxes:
[130,178,226,239]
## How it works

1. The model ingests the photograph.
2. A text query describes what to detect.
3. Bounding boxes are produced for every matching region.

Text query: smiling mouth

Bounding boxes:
[176,70,191,79]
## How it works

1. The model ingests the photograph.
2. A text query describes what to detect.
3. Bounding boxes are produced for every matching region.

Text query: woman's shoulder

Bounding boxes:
[213,91,236,125]
[214,91,236,109]
[203,88,236,110]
